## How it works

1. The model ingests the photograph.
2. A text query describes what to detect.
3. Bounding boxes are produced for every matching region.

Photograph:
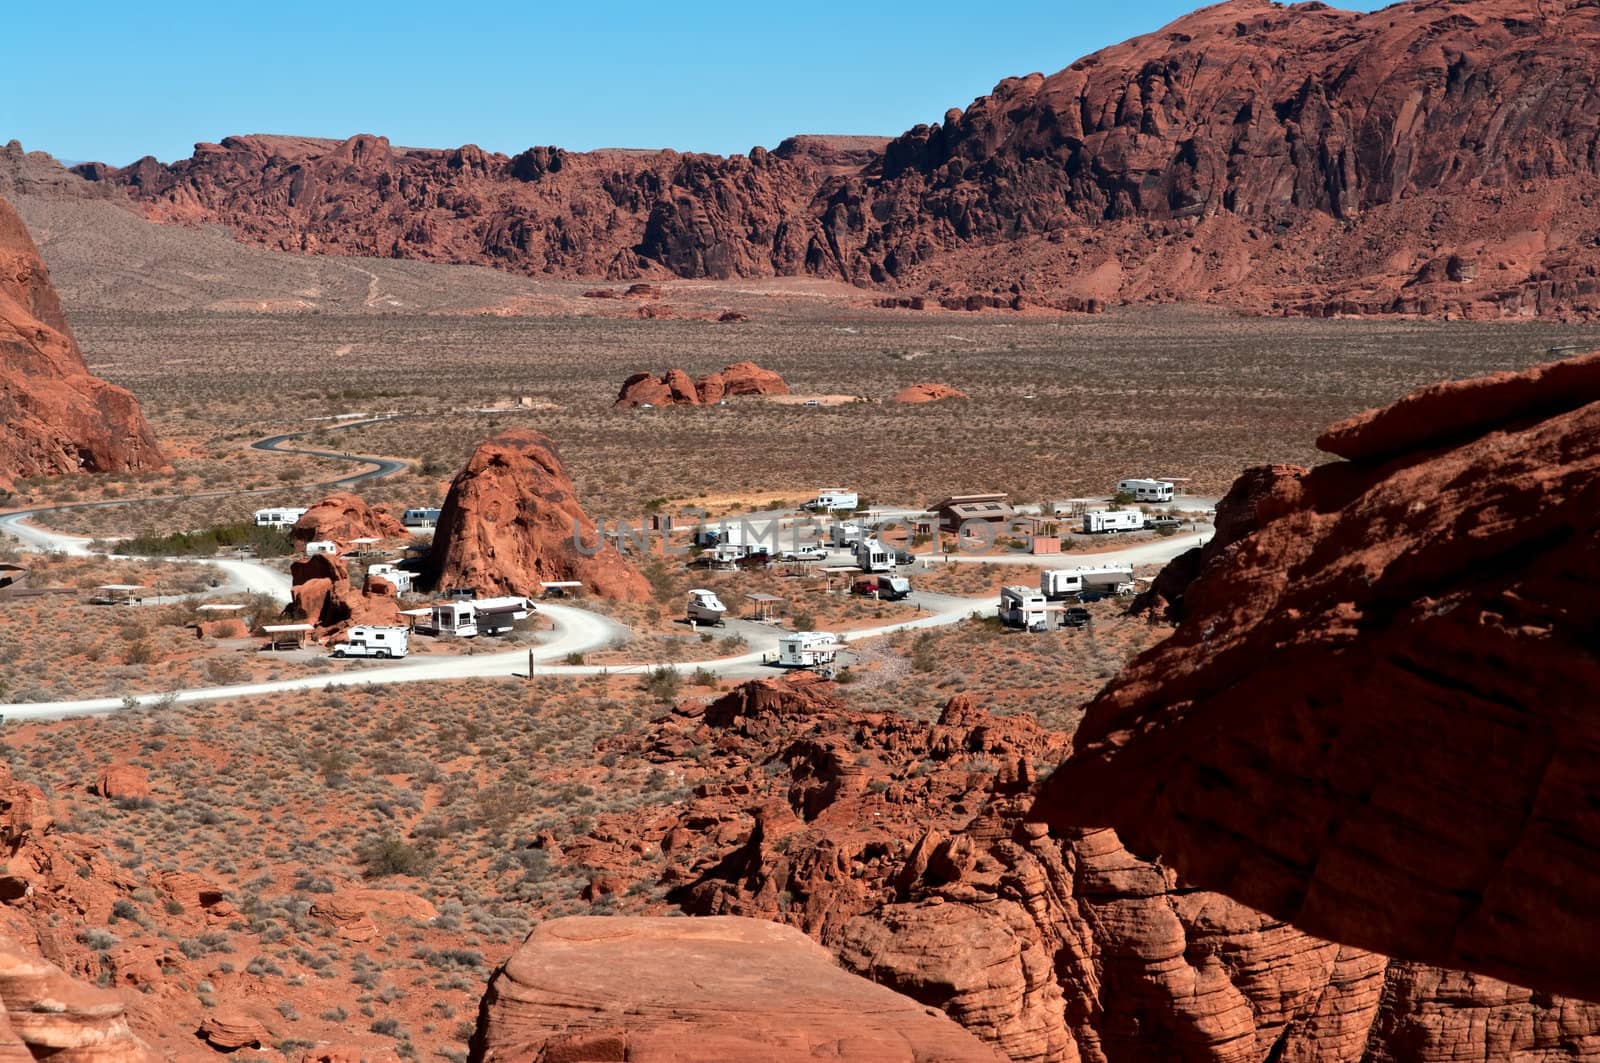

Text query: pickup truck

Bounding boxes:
[780,546,829,562]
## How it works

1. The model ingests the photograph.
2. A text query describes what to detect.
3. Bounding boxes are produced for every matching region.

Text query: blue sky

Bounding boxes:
[3,1,1389,165]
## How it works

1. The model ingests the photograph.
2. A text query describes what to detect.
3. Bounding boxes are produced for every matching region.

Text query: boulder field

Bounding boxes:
[614,361,789,407]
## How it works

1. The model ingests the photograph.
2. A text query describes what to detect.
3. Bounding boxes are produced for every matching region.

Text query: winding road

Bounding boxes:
[1,422,1209,720]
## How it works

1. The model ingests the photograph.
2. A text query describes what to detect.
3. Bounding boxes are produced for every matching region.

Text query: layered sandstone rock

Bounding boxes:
[0,194,164,490]
[614,361,788,407]
[0,938,154,1061]
[290,492,409,547]
[288,551,403,639]
[893,383,968,404]
[471,916,1004,1062]
[423,430,650,600]
[1039,349,1600,1004]
[93,766,151,804]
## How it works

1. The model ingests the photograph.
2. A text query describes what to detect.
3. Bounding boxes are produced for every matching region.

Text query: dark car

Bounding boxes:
[1062,607,1092,629]
[1077,591,1105,604]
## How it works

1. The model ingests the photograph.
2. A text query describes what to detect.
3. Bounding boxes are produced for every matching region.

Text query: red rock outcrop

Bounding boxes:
[422,429,650,600]
[613,361,789,407]
[470,916,1003,1062]
[93,766,151,804]
[66,0,1600,318]
[289,492,409,547]
[893,383,969,404]
[288,551,403,639]
[0,194,165,490]
[1038,349,1600,1004]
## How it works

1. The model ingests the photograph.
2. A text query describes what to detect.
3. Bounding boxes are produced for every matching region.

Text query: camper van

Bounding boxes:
[777,631,842,669]
[853,538,896,573]
[254,507,308,529]
[1118,479,1174,503]
[999,585,1050,631]
[804,489,859,512]
[365,563,414,595]
[332,626,410,659]
[1082,510,1145,534]
[851,574,911,601]
[401,507,441,528]
[686,589,728,627]
[1040,565,1135,600]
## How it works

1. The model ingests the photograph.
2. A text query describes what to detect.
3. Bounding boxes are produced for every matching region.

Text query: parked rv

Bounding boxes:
[332,625,410,659]
[852,574,911,601]
[473,596,534,637]
[686,589,728,627]
[305,540,339,557]
[999,585,1050,631]
[854,538,896,573]
[254,507,308,529]
[1082,510,1145,534]
[365,563,414,594]
[1118,478,1175,503]
[401,507,441,528]
[829,521,865,548]
[777,631,841,669]
[804,489,859,512]
[1040,565,1135,600]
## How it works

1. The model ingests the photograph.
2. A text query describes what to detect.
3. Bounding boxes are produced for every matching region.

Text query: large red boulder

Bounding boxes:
[892,383,968,404]
[0,195,165,490]
[614,362,788,407]
[290,492,409,547]
[288,551,402,639]
[423,429,650,600]
[1037,349,1600,1003]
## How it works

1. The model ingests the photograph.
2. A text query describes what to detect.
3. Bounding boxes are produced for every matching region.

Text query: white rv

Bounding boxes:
[401,507,442,528]
[365,563,414,594]
[305,540,339,557]
[1040,565,1136,600]
[854,538,896,573]
[254,507,308,529]
[828,521,865,548]
[999,586,1050,631]
[1118,478,1174,503]
[332,625,410,659]
[1082,510,1145,534]
[430,600,479,637]
[686,589,728,627]
[804,489,859,512]
[777,631,842,668]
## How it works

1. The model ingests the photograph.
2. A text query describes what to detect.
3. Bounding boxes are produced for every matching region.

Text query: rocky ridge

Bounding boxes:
[613,360,790,407]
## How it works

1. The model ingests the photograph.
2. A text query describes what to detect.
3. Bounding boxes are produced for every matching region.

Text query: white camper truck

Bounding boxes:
[254,507,308,529]
[854,538,896,573]
[804,489,859,512]
[999,585,1050,631]
[1118,478,1174,503]
[332,626,410,659]
[1082,510,1145,534]
[829,521,865,548]
[1041,565,1136,600]
[686,589,728,627]
[777,631,842,669]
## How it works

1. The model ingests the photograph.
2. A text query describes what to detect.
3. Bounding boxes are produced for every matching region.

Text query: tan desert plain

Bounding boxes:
[1,0,1599,1059]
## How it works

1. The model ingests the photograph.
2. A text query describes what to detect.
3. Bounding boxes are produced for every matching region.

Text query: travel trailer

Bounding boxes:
[305,540,339,557]
[686,589,728,627]
[777,631,842,669]
[1118,478,1174,503]
[1082,510,1145,534]
[472,596,533,637]
[854,538,896,573]
[401,507,442,528]
[1040,565,1136,600]
[332,625,410,659]
[429,600,479,637]
[803,489,859,512]
[254,507,308,529]
[999,585,1050,631]
[829,521,865,548]
[365,563,414,595]
[851,574,911,601]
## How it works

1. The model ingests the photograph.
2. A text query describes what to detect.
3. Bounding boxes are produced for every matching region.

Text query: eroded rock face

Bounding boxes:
[1039,349,1600,1004]
[0,194,165,490]
[423,429,650,600]
[288,551,403,639]
[290,492,409,547]
[893,383,969,404]
[614,361,789,407]
[470,916,1004,1062]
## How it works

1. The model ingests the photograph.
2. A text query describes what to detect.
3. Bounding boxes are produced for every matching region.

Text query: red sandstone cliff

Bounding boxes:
[0,195,165,490]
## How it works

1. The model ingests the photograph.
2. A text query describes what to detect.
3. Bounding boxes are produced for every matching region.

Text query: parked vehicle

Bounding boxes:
[1082,510,1145,534]
[804,489,859,513]
[998,585,1050,631]
[401,507,441,527]
[1118,478,1175,503]
[854,538,896,573]
[1062,607,1092,629]
[1040,565,1135,600]
[305,540,339,557]
[333,625,409,659]
[254,506,308,529]
[686,589,727,627]
[365,563,414,594]
[1145,516,1183,532]
[779,546,829,562]
[829,521,865,548]
[851,574,911,601]
[777,631,841,668]
[893,548,915,566]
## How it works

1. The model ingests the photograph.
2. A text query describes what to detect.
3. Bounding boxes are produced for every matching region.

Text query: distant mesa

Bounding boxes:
[892,383,968,404]
[422,429,650,601]
[615,361,789,407]
[0,194,166,490]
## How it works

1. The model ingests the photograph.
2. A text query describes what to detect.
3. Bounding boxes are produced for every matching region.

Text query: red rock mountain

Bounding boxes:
[0,195,164,490]
[423,429,651,600]
[1039,349,1600,1005]
[613,361,789,407]
[65,0,1600,318]
[289,491,409,547]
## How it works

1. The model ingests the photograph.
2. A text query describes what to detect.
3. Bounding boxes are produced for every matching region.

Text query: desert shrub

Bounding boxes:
[358,835,429,878]
[114,522,293,558]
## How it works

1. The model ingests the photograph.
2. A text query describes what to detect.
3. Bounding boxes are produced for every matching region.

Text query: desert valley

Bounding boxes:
[1,0,1598,1060]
